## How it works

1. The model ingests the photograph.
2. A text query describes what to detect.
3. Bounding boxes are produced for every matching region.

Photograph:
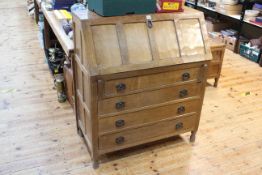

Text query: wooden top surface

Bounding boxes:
[210,40,226,48]
[36,0,41,7]
[41,4,74,56]
[73,7,212,76]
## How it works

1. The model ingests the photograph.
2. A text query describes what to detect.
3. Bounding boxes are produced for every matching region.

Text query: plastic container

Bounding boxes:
[256,16,262,23]
[88,0,156,16]
[239,43,261,63]
[253,3,262,11]
[245,10,260,17]
[222,0,238,5]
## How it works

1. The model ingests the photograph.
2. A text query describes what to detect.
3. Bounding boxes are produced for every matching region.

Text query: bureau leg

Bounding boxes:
[92,160,99,169]
[214,78,219,87]
[190,131,196,143]
[77,128,84,138]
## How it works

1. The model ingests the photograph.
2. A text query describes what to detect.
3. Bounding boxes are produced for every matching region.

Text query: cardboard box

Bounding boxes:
[224,36,237,51]
[208,31,225,43]
[218,4,242,11]
[205,19,231,32]
[216,5,242,15]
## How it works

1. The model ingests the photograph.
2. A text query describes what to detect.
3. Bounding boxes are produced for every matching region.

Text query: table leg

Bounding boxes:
[34,0,39,24]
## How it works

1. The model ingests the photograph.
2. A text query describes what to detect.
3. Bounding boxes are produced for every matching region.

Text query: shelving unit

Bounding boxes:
[185,0,262,52]
[197,2,241,20]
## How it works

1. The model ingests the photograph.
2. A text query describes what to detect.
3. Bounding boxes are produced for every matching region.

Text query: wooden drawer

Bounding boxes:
[98,83,201,116]
[99,99,200,134]
[208,63,220,78]
[99,114,197,152]
[101,68,200,98]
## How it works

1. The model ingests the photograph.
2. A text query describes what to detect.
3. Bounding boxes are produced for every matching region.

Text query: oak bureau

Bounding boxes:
[72,8,212,168]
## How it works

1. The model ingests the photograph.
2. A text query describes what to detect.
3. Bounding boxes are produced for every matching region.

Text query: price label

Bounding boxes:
[162,2,180,10]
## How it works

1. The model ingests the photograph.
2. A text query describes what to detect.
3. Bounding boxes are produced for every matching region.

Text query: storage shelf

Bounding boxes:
[185,0,195,6]
[244,20,262,28]
[186,1,262,29]
[185,0,262,53]
[197,3,216,12]
[198,3,242,20]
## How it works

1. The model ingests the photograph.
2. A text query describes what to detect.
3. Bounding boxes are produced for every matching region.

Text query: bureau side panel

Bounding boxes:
[73,19,96,156]
[194,61,210,131]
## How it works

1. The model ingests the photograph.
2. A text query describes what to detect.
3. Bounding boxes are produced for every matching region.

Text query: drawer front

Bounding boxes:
[99,114,197,151]
[99,99,200,134]
[208,63,220,78]
[101,68,200,98]
[98,83,201,116]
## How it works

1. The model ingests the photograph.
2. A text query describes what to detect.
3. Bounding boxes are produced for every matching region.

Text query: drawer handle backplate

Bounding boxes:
[115,119,125,128]
[116,83,126,92]
[115,136,125,145]
[175,122,184,130]
[177,106,186,114]
[115,101,125,110]
[179,89,188,98]
[182,73,190,81]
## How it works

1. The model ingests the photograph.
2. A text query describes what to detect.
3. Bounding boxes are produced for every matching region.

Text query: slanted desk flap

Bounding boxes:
[73,11,211,76]
[176,18,205,56]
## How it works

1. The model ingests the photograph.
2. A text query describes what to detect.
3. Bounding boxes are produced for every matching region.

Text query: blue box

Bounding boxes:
[53,0,76,11]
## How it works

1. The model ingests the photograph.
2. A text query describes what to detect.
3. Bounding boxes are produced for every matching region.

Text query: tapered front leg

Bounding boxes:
[214,78,219,87]
[92,160,99,169]
[77,128,84,138]
[190,131,197,143]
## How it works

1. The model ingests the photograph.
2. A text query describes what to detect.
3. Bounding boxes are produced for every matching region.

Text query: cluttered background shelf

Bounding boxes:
[185,0,262,66]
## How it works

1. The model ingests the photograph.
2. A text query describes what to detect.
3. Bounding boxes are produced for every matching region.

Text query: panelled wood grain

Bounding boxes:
[72,9,212,76]
[91,25,122,68]
[152,21,180,60]
[124,23,153,64]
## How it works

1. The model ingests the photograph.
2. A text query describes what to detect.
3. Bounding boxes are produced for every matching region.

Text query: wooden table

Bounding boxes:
[38,2,75,106]
[34,0,41,24]
[41,5,74,57]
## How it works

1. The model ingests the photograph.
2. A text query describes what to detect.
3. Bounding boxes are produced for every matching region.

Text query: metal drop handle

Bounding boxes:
[177,106,186,114]
[115,101,125,110]
[182,73,190,81]
[146,15,153,28]
[115,119,125,128]
[175,122,184,130]
[179,89,188,98]
[116,83,126,92]
[115,136,125,145]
